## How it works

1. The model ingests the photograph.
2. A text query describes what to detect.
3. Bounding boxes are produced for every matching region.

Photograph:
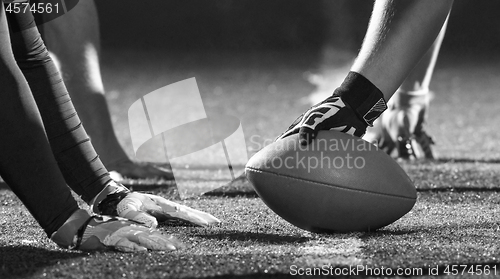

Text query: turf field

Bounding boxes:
[1,49,500,278]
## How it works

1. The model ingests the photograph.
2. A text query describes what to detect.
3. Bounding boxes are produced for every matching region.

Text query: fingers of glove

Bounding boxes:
[117,193,162,227]
[277,97,338,143]
[104,225,183,251]
[298,126,316,146]
[297,101,351,145]
[276,108,310,141]
[120,193,185,224]
[143,194,221,226]
[135,231,185,251]
[296,109,345,142]
[166,205,221,226]
[113,238,148,253]
[142,193,177,212]
[122,211,158,228]
[119,193,163,213]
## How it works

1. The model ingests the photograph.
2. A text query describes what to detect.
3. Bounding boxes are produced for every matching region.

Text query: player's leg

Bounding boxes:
[39,0,173,179]
[279,0,453,144]
[364,18,448,159]
[351,0,453,98]
[2,5,189,251]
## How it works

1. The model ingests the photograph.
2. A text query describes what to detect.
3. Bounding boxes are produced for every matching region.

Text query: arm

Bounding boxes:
[279,0,454,144]
[352,0,453,99]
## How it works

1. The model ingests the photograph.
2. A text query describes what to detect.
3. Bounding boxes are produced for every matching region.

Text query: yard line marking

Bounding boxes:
[295,236,367,266]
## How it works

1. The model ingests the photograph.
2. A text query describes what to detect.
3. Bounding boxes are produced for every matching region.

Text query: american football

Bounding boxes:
[245,130,417,232]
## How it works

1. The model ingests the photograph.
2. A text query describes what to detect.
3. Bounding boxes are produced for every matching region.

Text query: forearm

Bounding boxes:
[352,0,453,99]
[0,4,79,236]
[7,7,112,203]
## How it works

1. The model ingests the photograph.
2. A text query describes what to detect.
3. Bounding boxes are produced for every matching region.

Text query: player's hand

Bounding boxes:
[113,192,221,228]
[277,95,368,145]
[91,182,220,228]
[51,209,184,252]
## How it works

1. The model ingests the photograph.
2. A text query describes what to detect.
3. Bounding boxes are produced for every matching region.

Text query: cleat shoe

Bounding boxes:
[413,130,435,159]
[363,89,435,159]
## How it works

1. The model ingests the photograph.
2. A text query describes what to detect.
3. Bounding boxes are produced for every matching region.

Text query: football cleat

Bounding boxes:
[363,90,434,159]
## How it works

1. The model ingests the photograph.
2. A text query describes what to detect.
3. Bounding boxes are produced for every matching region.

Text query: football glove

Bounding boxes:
[277,95,368,145]
[51,209,184,252]
[277,72,387,145]
[91,182,221,228]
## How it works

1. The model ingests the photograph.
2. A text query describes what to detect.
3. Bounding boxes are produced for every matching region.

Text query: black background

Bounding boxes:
[96,0,500,55]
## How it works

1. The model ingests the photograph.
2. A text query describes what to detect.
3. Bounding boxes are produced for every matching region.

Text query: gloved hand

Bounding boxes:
[110,192,221,228]
[276,95,368,145]
[51,209,184,252]
[91,182,221,228]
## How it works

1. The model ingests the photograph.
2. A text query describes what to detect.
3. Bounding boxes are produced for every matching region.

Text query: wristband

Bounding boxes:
[335,71,388,126]
[90,181,130,214]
